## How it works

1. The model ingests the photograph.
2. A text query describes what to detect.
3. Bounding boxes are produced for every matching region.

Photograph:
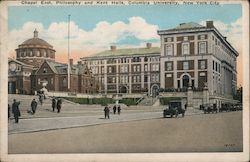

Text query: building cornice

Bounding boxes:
[157,27,238,57]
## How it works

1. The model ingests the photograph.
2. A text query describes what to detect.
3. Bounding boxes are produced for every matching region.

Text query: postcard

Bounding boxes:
[0,0,249,162]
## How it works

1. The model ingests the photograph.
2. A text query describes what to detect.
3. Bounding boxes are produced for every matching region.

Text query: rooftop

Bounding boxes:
[19,29,53,48]
[93,46,160,58]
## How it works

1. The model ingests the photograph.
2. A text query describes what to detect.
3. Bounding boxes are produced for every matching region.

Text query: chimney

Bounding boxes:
[224,36,227,41]
[69,59,73,65]
[146,43,152,49]
[110,45,116,51]
[206,21,214,28]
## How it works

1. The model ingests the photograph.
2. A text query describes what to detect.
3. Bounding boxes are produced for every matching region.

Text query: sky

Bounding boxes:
[8,4,243,86]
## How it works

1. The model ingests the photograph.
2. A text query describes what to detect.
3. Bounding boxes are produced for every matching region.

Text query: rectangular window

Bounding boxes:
[167,62,172,71]
[137,65,140,72]
[112,77,116,83]
[38,78,40,85]
[183,62,189,70]
[108,67,112,73]
[133,66,136,72]
[166,74,172,78]
[182,43,189,55]
[51,78,53,84]
[200,61,206,69]
[165,44,173,56]
[155,74,159,82]
[199,42,206,54]
[215,62,218,72]
[200,35,205,40]
[133,76,136,83]
[200,72,206,76]
[144,65,148,72]
[144,75,148,82]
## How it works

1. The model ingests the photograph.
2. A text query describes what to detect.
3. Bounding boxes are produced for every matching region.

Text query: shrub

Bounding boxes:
[119,98,139,106]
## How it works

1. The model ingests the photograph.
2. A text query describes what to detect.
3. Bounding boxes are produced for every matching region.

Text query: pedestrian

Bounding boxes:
[117,105,121,115]
[12,99,21,123]
[185,103,187,110]
[52,97,57,112]
[113,105,116,114]
[57,99,62,113]
[8,104,10,121]
[104,105,110,119]
[39,95,43,105]
[31,99,38,114]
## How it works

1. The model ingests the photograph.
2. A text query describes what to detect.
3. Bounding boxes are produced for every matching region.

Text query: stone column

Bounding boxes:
[116,60,119,94]
[202,85,209,105]
[141,58,144,89]
[129,58,132,94]
[104,60,107,94]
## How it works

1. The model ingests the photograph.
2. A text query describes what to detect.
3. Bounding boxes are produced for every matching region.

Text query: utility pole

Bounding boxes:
[67,14,71,91]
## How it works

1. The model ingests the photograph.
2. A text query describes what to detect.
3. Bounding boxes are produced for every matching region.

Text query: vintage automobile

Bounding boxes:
[203,103,218,114]
[219,103,231,112]
[163,101,185,118]
[234,103,243,111]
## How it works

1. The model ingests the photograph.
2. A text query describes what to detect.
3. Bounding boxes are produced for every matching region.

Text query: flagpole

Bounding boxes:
[67,14,71,91]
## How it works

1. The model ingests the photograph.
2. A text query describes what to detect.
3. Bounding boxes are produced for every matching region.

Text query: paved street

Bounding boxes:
[8,94,202,134]
[9,111,242,153]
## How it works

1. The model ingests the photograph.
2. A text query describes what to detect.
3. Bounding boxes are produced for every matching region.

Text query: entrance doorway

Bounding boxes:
[8,81,16,94]
[182,75,190,88]
[151,84,159,97]
[120,86,127,93]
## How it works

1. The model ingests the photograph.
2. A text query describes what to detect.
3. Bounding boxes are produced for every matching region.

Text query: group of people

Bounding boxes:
[52,97,62,113]
[8,96,63,123]
[104,105,121,119]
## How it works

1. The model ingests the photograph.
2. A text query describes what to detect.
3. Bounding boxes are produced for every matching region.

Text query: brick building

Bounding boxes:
[8,29,96,95]
[158,21,238,106]
[81,43,161,96]
[30,59,96,94]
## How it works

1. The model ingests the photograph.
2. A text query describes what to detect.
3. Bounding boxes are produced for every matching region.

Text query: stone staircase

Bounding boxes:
[138,97,158,106]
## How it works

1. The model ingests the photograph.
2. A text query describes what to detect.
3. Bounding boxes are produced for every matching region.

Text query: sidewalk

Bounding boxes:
[8,109,203,134]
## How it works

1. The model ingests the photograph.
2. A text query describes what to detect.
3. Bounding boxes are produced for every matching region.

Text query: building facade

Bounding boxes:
[81,43,161,96]
[158,21,238,104]
[9,30,96,95]
[8,58,33,94]
[30,59,96,94]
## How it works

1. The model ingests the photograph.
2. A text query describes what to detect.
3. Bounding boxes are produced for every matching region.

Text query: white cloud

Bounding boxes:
[8,17,159,55]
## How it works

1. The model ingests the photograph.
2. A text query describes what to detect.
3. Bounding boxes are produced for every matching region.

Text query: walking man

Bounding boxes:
[118,105,121,115]
[57,99,62,113]
[104,105,110,119]
[39,95,43,105]
[12,99,21,123]
[31,99,38,114]
[52,97,57,112]
[113,105,116,114]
